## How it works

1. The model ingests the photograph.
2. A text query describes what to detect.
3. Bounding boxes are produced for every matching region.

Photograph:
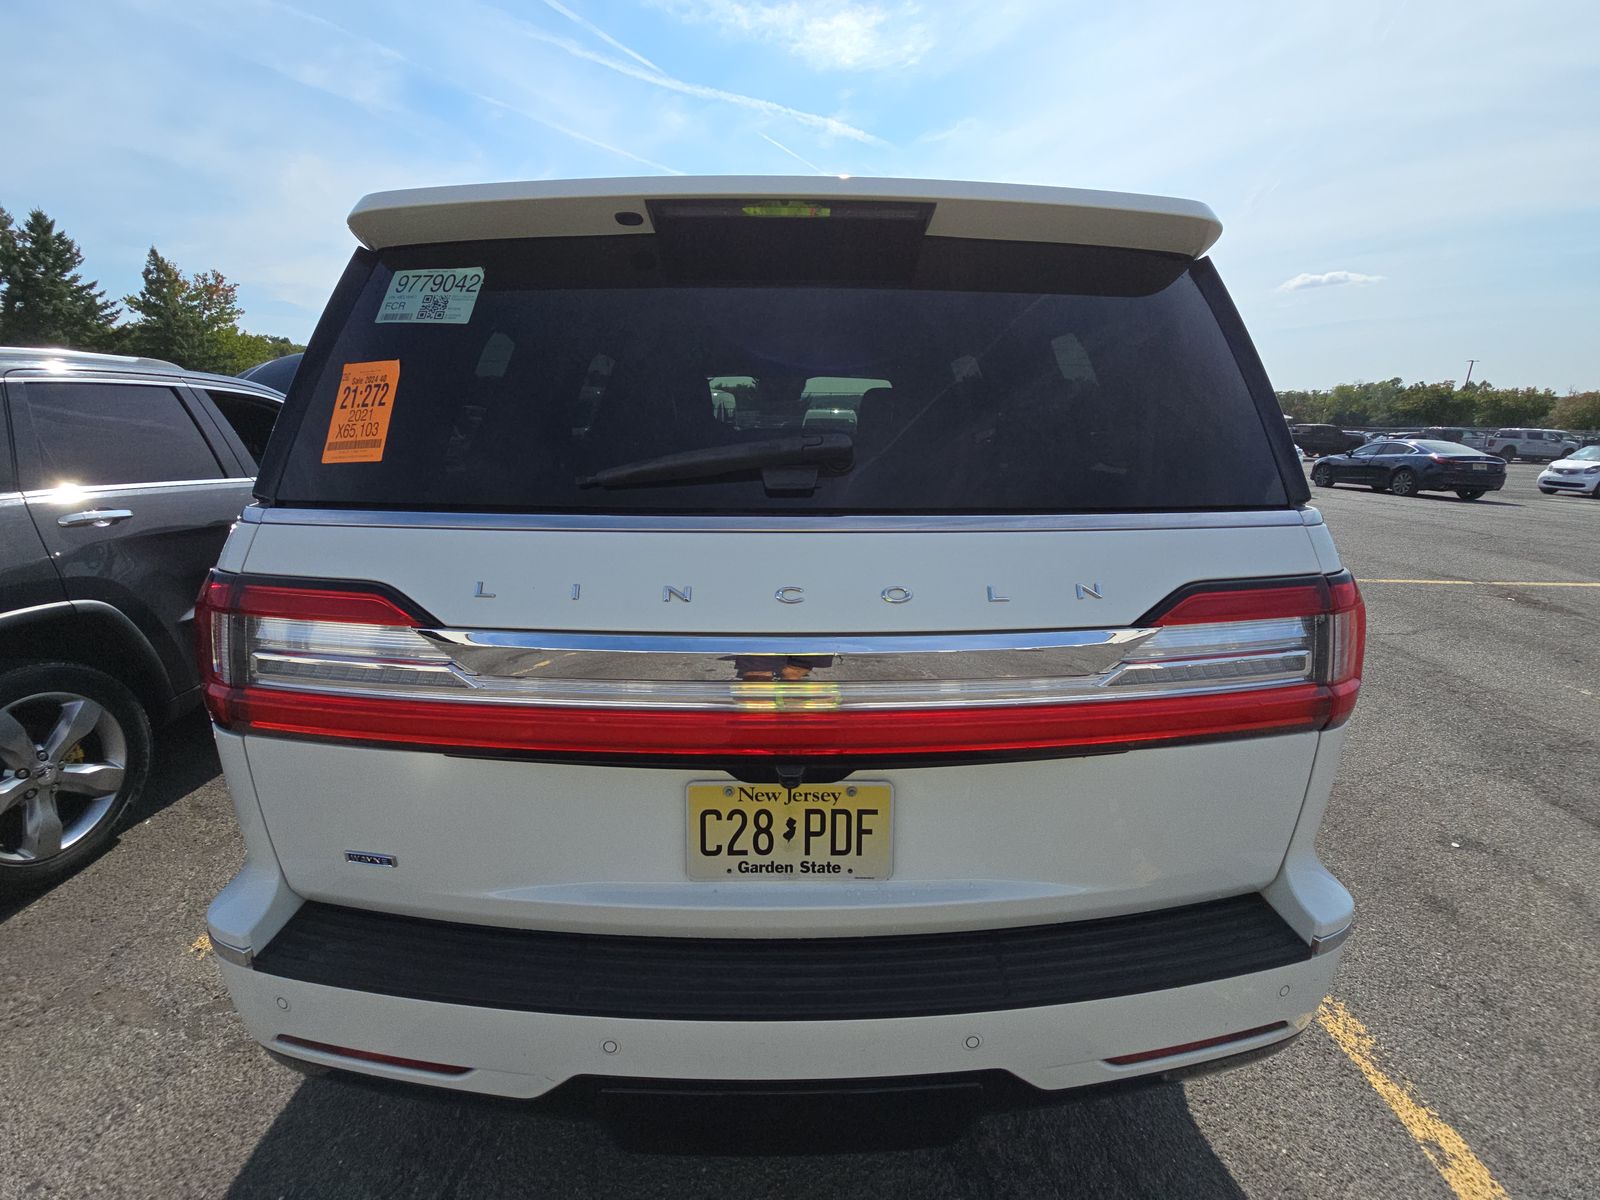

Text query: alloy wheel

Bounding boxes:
[0,692,128,864]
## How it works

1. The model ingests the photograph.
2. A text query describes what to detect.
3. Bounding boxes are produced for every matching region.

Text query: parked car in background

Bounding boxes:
[1310,438,1506,499]
[1490,429,1578,462]
[239,352,302,396]
[0,347,281,888]
[1290,423,1366,457]
[1417,427,1493,450]
[202,176,1363,1112]
[1536,445,1600,497]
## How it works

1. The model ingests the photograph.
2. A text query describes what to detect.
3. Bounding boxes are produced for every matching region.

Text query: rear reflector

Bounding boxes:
[275,1035,471,1076]
[1105,1021,1289,1066]
[198,571,1364,759]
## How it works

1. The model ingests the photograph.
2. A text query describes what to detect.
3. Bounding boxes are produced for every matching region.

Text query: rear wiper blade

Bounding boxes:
[578,433,853,489]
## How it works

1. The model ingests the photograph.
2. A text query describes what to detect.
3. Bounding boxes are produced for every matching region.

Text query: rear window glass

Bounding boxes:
[267,236,1290,514]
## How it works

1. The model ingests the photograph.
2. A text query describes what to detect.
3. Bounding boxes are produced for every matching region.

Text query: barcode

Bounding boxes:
[418,294,448,320]
[328,439,384,450]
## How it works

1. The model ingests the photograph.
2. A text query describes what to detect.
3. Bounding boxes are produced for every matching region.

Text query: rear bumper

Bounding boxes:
[1420,468,1505,490]
[210,850,1350,1099]
[206,720,1355,1099]
[215,934,1337,1100]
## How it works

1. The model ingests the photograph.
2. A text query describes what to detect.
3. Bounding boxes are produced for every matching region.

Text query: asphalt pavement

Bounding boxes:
[3,462,1596,1199]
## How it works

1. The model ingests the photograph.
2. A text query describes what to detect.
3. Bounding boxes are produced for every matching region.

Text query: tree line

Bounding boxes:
[0,205,303,376]
[1278,377,1600,433]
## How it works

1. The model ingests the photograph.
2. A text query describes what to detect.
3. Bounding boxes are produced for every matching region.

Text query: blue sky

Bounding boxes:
[4,0,1596,390]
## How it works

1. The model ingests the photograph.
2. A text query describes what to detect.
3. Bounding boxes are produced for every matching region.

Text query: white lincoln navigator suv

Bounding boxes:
[202,177,1363,1114]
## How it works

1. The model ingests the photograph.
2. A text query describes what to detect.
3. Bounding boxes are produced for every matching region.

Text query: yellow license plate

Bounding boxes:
[686,781,892,881]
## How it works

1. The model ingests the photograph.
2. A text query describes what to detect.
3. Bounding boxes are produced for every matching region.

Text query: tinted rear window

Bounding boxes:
[266,235,1291,514]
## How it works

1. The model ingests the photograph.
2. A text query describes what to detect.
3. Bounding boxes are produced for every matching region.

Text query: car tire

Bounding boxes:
[1388,469,1419,497]
[1455,489,1485,500]
[1497,447,1516,462]
[1311,464,1334,487]
[0,662,152,892]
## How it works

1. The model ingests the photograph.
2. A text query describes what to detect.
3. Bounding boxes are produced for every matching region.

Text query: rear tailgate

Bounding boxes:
[211,182,1349,937]
[218,514,1341,935]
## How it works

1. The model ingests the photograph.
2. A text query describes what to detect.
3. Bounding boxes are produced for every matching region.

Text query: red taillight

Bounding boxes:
[1151,581,1331,626]
[197,572,416,628]
[199,570,1365,757]
[208,680,1341,758]
[1322,575,1366,727]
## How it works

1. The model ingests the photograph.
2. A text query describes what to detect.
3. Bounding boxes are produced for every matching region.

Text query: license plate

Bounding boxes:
[1472,463,1488,471]
[686,781,892,880]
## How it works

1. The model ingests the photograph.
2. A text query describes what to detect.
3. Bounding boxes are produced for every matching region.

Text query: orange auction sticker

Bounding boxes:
[322,360,399,463]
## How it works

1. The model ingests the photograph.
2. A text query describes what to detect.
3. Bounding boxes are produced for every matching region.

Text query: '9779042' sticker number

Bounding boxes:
[376,268,484,324]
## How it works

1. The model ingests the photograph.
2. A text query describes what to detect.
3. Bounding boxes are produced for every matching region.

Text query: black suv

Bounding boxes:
[1289,424,1366,457]
[0,347,281,887]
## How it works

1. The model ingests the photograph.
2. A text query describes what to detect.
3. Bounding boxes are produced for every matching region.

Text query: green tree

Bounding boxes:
[1391,380,1476,426]
[1470,384,1557,427]
[0,207,119,348]
[1550,391,1600,431]
[122,247,254,372]
[207,327,305,375]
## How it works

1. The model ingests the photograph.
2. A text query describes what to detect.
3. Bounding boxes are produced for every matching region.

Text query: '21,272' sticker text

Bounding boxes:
[322,360,399,464]
[376,268,484,324]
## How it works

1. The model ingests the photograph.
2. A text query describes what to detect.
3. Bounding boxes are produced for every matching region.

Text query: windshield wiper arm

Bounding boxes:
[578,433,854,489]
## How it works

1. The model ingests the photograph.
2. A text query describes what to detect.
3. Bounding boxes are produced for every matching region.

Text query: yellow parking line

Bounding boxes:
[1318,998,1509,1200]
[1359,578,1600,587]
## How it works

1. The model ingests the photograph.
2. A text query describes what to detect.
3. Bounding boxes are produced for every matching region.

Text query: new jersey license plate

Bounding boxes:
[686,781,892,881]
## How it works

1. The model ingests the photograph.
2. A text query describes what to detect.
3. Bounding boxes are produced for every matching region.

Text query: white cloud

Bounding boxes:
[479,1,885,143]
[539,0,663,73]
[1276,270,1387,292]
[662,1,935,71]
[758,131,828,172]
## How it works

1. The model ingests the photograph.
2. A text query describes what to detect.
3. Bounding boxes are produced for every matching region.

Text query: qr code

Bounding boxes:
[417,293,448,321]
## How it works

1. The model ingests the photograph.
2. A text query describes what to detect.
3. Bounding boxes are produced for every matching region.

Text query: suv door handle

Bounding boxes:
[57,508,134,528]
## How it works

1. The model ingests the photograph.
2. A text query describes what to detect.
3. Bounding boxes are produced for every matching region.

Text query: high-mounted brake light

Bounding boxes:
[197,570,1364,758]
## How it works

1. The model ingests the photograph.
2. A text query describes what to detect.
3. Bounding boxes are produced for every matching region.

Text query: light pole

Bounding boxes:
[1463,359,1479,386]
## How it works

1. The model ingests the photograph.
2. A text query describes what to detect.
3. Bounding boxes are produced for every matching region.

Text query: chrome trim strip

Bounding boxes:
[246,506,1314,533]
[5,372,183,386]
[5,370,282,401]
[432,627,1153,659]
[1309,921,1353,956]
[244,620,1317,711]
[24,479,252,499]
[209,935,254,969]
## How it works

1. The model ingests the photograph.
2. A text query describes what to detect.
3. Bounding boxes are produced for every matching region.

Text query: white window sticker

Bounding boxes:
[376,268,484,324]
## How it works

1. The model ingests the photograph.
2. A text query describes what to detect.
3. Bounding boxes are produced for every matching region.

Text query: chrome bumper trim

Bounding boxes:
[210,935,255,969]
[1309,921,1353,956]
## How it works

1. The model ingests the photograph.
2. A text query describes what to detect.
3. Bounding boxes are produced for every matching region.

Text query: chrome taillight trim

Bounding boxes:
[238,619,1324,712]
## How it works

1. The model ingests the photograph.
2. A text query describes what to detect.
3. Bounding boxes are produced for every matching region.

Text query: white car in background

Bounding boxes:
[1537,445,1600,496]
[1491,428,1579,462]
[200,176,1364,1122]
